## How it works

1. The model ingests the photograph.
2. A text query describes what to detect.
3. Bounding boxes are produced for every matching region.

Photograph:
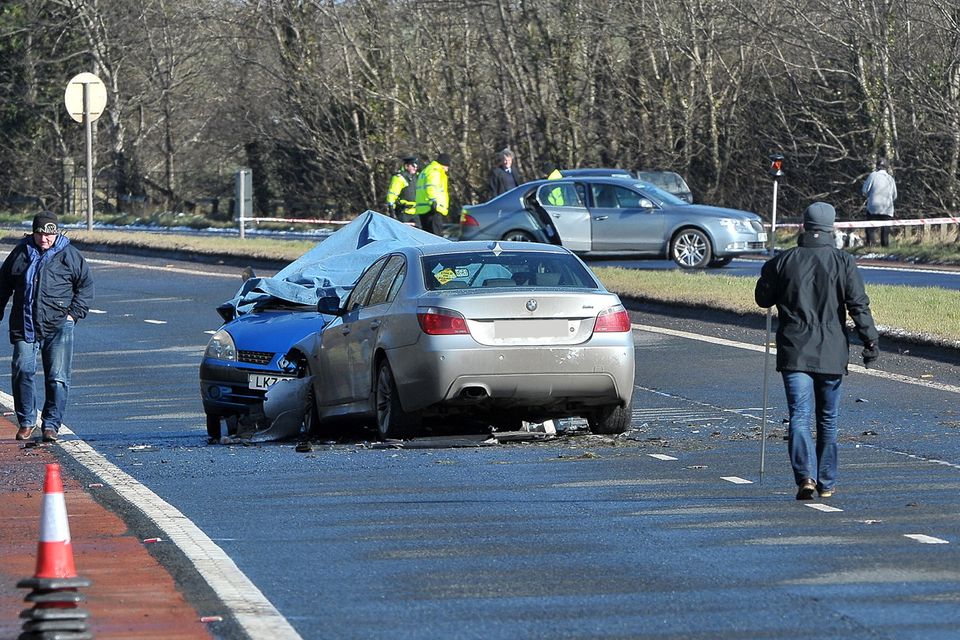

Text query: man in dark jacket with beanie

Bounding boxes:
[0,212,94,442]
[755,202,879,500]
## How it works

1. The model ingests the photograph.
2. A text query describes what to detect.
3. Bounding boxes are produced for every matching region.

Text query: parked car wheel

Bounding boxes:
[671,228,712,269]
[707,256,733,268]
[375,360,417,440]
[500,230,535,242]
[588,403,632,435]
[206,413,222,440]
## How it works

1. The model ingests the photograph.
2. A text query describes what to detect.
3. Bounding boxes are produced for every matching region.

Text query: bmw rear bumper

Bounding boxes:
[388,336,635,413]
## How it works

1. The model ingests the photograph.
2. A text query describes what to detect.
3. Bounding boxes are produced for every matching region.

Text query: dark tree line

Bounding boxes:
[2,0,959,223]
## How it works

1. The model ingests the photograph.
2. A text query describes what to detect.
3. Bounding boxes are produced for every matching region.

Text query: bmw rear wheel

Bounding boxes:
[587,403,632,435]
[501,230,534,242]
[671,229,712,269]
[375,361,416,440]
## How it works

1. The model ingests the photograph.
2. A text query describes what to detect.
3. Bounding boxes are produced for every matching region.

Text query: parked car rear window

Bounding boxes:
[421,251,599,291]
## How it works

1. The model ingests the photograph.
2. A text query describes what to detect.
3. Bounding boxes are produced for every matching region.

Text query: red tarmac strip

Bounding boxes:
[0,417,212,639]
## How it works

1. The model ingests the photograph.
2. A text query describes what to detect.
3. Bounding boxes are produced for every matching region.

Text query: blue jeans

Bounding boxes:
[782,371,842,491]
[11,320,74,433]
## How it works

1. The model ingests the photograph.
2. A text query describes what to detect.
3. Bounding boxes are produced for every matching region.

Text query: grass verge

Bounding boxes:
[593,266,960,346]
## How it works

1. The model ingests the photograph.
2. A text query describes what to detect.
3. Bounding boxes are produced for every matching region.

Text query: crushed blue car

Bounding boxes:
[199,211,447,441]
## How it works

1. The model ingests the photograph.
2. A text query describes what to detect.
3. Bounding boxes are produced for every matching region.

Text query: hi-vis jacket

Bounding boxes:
[415,161,449,216]
[386,171,417,216]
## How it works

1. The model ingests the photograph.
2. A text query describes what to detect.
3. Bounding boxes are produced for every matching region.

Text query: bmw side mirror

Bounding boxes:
[317,295,343,315]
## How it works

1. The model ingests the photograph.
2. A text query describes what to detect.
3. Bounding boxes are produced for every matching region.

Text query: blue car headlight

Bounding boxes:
[718,218,751,233]
[205,329,237,361]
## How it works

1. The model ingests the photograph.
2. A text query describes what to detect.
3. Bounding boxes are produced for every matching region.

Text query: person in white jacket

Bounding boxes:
[862,158,897,247]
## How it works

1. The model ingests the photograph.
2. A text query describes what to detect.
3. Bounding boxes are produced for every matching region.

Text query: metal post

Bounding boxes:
[759,177,779,483]
[238,169,246,240]
[83,83,94,231]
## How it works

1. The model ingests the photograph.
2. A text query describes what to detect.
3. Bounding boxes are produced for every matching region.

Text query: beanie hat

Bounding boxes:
[32,211,60,234]
[436,153,451,166]
[803,202,835,233]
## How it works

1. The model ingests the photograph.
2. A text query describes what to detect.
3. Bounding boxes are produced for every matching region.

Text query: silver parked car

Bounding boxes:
[287,241,636,439]
[459,176,766,268]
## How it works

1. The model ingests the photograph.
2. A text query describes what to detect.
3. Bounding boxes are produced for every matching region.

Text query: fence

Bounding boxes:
[773,216,960,240]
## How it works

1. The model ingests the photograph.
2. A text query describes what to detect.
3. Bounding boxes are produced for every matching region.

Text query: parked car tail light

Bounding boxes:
[418,307,471,335]
[593,304,631,333]
[460,213,480,227]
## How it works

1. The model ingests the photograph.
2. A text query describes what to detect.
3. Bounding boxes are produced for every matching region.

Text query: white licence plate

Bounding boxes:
[494,319,568,339]
[248,373,294,390]
[758,232,768,242]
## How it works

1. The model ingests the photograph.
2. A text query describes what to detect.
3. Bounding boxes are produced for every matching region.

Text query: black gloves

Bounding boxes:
[862,341,880,368]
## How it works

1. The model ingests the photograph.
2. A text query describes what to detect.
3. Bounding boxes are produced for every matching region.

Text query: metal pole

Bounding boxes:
[83,83,94,231]
[239,170,246,240]
[759,178,779,483]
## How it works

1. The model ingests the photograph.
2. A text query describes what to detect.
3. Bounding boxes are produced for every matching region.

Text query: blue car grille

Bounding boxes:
[238,350,274,365]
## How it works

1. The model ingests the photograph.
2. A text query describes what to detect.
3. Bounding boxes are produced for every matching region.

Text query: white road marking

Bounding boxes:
[0,391,302,640]
[806,503,843,512]
[648,453,678,461]
[88,257,239,278]
[904,534,949,544]
[862,445,960,471]
[721,476,753,484]
[88,309,107,314]
[144,319,167,324]
[631,322,960,395]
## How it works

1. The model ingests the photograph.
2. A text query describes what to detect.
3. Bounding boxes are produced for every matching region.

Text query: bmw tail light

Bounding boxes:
[418,307,470,335]
[594,304,631,333]
[461,214,480,227]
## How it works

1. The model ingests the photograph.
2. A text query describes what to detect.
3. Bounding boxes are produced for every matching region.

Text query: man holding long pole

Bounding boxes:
[755,202,880,500]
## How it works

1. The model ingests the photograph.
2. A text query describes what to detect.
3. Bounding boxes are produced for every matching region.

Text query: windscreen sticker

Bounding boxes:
[455,267,470,277]
[435,268,458,285]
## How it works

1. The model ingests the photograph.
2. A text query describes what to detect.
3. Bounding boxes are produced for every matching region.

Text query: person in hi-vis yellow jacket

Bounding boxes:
[414,153,451,237]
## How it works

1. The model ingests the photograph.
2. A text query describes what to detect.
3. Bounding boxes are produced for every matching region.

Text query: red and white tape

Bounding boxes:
[772,216,960,230]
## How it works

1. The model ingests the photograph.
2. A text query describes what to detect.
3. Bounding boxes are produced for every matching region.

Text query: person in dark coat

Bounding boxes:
[0,212,94,442]
[487,148,522,199]
[755,202,879,500]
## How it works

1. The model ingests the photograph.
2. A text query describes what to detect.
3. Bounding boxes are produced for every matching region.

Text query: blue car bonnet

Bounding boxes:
[217,210,449,319]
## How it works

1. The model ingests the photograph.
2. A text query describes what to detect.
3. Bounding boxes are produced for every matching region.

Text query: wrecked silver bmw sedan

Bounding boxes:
[286,241,635,439]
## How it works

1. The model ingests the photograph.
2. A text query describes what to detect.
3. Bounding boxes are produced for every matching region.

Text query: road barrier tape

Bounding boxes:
[242,217,350,225]
[771,216,960,230]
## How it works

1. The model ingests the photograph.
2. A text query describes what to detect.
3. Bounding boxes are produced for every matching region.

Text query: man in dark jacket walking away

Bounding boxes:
[755,202,879,500]
[0,212,94,442]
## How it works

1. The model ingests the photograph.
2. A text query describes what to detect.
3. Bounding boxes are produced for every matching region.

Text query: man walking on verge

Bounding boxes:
[755,203,879,500]
[0,212,93,442]
[385,155,420,227]
[862,158,897,247]
[415,153,451,237]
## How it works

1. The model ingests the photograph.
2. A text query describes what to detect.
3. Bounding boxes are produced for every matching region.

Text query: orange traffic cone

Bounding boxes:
[34,463,78,579]
[17,463,93,639]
